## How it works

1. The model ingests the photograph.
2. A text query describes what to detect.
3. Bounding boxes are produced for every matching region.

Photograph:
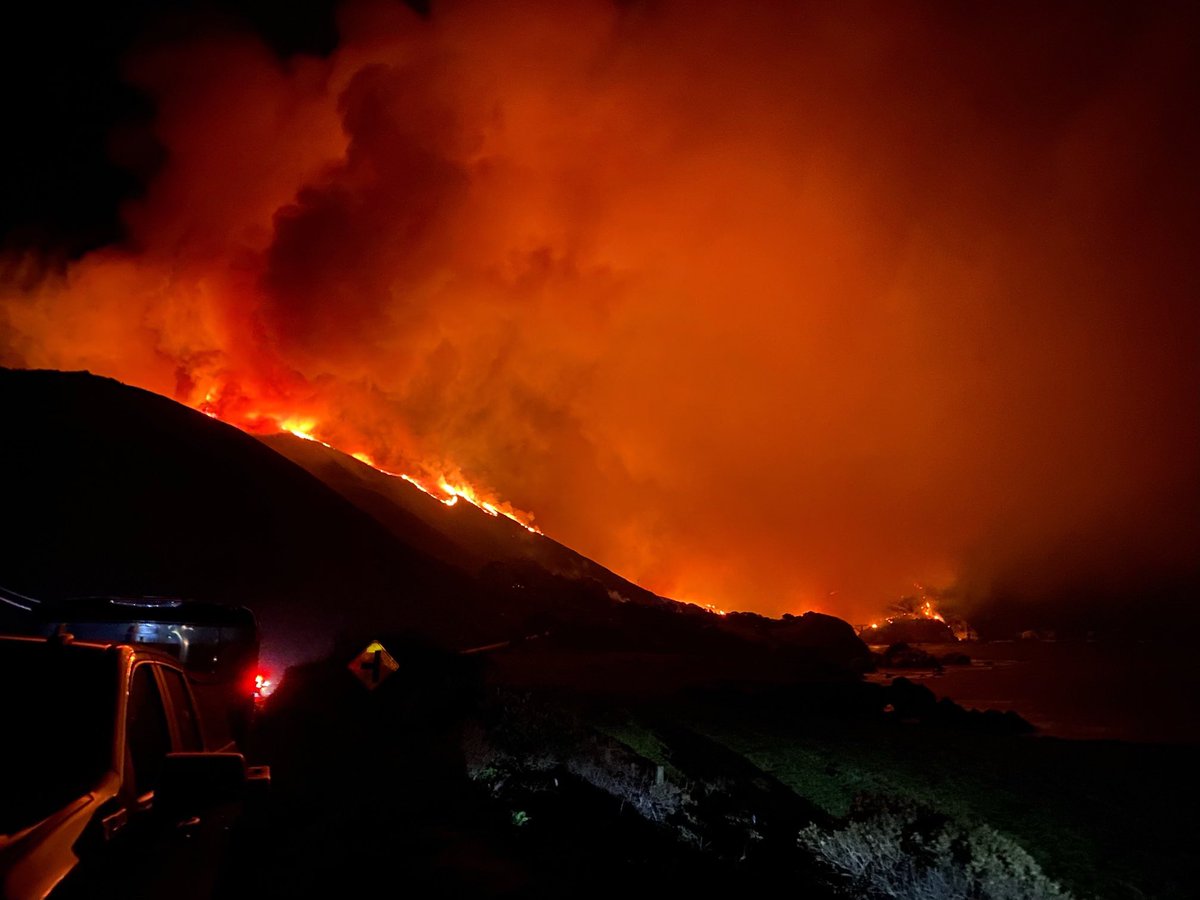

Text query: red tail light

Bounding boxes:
[250,671,274,701]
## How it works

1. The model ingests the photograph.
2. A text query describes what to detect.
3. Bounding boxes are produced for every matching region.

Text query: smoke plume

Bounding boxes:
[3,0,1197,626]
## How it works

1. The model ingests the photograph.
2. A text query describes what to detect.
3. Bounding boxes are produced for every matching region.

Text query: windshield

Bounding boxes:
[0,641,118,834]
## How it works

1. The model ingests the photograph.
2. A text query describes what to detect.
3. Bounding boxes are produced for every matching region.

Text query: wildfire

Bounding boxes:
[193,395,542,534]
[685,599,728,616]
[864,592,947,632]
[918,600,945,623]
[861,586,974,640]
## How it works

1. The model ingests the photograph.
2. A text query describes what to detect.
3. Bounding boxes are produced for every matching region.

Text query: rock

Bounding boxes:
[886,677,939,719]
[880,642,942,669]
[882,677,1034,734]
[867,618,957,644]
[765,611,874,672]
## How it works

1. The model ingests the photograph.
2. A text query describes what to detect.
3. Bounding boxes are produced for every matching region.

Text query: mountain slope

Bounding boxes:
[259,433,670,606]
[0,367,491,658]
[0,367,869,677]
[261,432,872,675]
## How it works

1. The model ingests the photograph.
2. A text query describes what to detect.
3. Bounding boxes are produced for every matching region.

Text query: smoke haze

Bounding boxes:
[3,0,1197,625]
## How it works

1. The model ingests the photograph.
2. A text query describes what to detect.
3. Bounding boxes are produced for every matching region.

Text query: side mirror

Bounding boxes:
[156,752,266,821]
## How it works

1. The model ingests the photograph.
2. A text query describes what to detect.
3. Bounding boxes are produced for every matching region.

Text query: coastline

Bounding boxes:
[865,639,1200,744]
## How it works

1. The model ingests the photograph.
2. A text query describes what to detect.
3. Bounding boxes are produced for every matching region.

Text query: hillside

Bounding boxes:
[262,432,873,679]
[0,367,498,658]
[0,368,867,677]
[0,367,873,684]
[260,433,669,608]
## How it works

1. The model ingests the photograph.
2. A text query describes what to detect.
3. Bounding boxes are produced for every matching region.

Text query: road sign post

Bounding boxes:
[349,640,399,689]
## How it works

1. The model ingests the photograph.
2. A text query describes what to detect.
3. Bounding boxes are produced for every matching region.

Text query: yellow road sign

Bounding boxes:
[349,640,399,689]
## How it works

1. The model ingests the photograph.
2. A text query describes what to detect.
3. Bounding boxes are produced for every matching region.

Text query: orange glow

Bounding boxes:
[194,392,543,534]
[1,1,1196,627]
[281,419,320,442]
[864,592,949,633]
[920,600,946,624]
[682,598,728,616]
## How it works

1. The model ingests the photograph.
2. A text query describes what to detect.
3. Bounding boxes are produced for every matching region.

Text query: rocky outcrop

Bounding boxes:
[875,642,971,670]
[885,677,1033,734]
[721,610,874,674]
[865,617,957,645]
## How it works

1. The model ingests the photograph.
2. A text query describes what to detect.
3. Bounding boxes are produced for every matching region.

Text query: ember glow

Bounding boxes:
[1,1,1197,626]
[198,392,543,533]
[918,602,945,625]
[866,600,947,634]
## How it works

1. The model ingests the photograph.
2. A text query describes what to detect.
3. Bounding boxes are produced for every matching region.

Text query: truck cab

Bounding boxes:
[21,596,261,750]
[0,634,268,899]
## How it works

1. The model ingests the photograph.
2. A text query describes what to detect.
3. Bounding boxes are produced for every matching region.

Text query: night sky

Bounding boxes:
[2,1,1197,630]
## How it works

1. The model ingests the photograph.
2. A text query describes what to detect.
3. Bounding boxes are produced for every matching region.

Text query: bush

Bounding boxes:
[567,753,686,824]
[798,799,1072,899]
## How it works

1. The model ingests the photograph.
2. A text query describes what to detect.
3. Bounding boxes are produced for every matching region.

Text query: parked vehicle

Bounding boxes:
[0,633,269,899]
[16,595,261,749]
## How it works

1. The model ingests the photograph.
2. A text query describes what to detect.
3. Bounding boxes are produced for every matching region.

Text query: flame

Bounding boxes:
[193,391,542,534]
[0,0,1194,631]
[683,599,727,616]
[919,599,945,623]
[280,417,320,442]
[439,479,501,517]
[864,589,948,633]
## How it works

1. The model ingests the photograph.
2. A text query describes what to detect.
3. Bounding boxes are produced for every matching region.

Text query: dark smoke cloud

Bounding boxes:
[2,0,1197,626]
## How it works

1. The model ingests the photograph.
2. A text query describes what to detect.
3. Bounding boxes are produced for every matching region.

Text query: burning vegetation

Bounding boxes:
[862,589,975,644]
[198,386,542,533]
[0,0,1197,627]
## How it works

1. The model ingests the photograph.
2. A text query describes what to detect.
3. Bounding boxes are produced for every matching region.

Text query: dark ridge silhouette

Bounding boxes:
[260,432,671,607]
[0,367,870,681]
[0,367,484,655]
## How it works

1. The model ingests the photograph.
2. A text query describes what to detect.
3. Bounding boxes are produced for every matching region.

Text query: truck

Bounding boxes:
[0,632,269,899]
[7,592,262,751]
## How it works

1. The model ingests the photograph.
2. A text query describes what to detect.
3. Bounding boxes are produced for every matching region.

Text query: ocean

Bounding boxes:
[865,639,1200,744]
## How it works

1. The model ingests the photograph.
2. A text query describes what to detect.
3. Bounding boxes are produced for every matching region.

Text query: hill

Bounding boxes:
[0,367,495,659]
[260,431,670,608]
[0,367,868,678]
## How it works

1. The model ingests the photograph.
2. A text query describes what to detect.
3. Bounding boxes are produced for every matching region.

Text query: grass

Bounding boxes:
[590,717,686,783]
[676,706,1197,900]
[473,680,1196,899]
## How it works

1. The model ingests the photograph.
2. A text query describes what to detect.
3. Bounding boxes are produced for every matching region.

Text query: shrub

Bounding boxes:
[567,754,687,824]
[798,799,1072,899]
